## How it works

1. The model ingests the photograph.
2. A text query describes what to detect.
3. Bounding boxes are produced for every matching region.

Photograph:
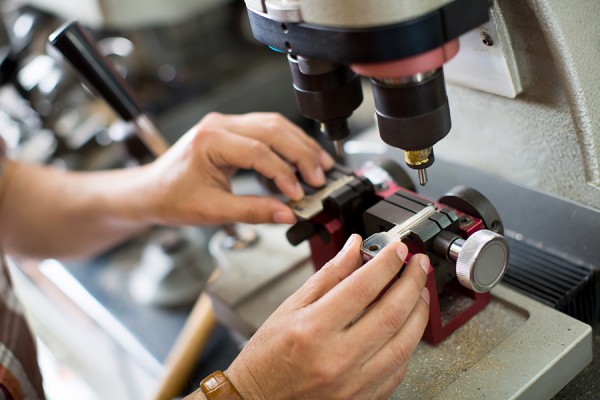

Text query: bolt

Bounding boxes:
[459,215,472,226]
[480,30,494,47]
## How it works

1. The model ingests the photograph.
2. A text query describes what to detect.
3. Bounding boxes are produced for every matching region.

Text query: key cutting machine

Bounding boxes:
[205,1,596,398]
[286,161,509,345]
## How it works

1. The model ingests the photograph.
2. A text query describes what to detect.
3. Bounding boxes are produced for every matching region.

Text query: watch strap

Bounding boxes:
[200,371,243,400]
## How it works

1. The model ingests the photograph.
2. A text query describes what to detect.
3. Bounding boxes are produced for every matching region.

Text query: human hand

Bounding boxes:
[225,234,430,399]
[138,112,334,226]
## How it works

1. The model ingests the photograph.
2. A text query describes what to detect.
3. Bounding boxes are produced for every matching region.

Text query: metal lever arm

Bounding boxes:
[49,21,169,156]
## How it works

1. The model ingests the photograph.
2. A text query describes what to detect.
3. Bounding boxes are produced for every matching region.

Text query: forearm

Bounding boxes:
[183,388,208,400]
[0,160,154,259]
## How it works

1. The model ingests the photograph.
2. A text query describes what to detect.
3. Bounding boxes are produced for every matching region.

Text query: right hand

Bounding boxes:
[225,234,431,399]
[138,112,334,226]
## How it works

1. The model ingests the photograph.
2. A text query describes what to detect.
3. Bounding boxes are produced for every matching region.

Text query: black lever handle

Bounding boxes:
[50,21,141,121]
[49,21,168,156]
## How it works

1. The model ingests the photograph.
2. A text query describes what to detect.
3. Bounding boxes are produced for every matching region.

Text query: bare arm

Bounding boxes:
[0,159,152,259]
[0,112,333,260]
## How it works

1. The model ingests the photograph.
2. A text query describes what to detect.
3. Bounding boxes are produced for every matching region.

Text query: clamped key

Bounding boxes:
[361,205,437,260]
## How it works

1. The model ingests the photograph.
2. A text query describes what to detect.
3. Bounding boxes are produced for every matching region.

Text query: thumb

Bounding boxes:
[288,234,364,308]
[216,193,296,225]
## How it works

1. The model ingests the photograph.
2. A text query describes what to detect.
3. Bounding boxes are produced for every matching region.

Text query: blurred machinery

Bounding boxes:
[0,0,299,168]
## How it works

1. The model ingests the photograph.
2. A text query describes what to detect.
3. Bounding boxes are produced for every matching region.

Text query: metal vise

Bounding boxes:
[286,161,509,345]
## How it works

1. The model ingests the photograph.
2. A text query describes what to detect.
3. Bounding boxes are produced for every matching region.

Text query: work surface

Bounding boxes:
[395,286,590,399]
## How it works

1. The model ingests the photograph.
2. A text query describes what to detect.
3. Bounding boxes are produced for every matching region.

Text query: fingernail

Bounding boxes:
[314,167,326,186]
[396,244,408,260]
[341,234,356,252]
[421,288,431,305]
[273,210,296,224]
[294,182,304,199]
[283,180,303,200]
[420,255,430,274]
[319,151,335,169]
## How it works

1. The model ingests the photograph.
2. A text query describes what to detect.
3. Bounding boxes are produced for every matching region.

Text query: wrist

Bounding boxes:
[182,387,208,400]
[225,361,266,400]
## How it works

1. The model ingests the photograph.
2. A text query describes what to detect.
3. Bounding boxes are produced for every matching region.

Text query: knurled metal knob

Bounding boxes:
[454,229,509,293]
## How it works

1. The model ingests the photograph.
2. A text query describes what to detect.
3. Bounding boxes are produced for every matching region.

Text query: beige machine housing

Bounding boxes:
[248,0,454,27]
[248,0,600,212]
[435,0,600,211]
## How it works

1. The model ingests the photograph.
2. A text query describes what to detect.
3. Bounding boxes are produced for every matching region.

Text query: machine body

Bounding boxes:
[287,162,509,344]
[244,0,490,184]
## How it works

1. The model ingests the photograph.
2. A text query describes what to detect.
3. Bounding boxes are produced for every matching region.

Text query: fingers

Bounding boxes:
[348,254,430,353]
[287,234,363,308]
[312,240,409,328]
[203,192,296,225]
[361,288,429,377]
[204,129,304,200]
[365,362,410,400]
[209,112,334,187]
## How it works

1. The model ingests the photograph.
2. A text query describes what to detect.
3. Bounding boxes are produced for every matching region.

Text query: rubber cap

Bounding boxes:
[456,230,509,293]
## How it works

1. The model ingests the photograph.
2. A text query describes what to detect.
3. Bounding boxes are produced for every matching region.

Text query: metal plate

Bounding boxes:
[288,174,355,220]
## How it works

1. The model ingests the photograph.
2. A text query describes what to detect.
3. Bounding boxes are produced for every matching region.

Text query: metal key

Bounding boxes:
[361,205,437,259]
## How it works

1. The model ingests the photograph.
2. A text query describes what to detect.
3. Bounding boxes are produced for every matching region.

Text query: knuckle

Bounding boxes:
[296,146,317,162]
[242,206,263,223]
[313,361,341,387]
[308,269,331,290]
[268,112,285,123]
[250,141,270,158]
[353,279,375,303]
[321,260,335,271]
[283,167,297,182]
[203,111,223,123]
[389,340,414,365]
[193,126,217,144]
[288,317,312,341]
[379,306,406,333]
[372,259,401,285]
[286,321,316,351]
[262,113,283,130]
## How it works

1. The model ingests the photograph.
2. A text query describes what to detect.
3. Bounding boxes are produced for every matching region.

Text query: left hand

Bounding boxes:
[136,112,334,226]
[224,235,430,399]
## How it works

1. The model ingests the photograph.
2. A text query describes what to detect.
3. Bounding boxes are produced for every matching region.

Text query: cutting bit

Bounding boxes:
[333,140,345,158]
[418,168,428,186]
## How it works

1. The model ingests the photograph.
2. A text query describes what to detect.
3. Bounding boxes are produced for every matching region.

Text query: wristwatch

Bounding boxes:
[200,371,243,400]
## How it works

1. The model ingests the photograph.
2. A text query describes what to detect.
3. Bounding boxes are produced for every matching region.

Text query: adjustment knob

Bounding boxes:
[452,230,509,293]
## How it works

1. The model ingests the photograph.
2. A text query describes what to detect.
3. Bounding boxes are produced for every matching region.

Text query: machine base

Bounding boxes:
[394,285,591,400]
[207,225,592,400]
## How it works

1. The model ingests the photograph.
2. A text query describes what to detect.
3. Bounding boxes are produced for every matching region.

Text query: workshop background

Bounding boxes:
[0,0,598,399]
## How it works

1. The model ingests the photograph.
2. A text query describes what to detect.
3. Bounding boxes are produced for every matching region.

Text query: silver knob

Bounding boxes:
[450,230,509,293]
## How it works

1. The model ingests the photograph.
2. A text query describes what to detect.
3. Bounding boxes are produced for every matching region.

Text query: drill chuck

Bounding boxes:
[372,69,451,161]
[288,56,363,142]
